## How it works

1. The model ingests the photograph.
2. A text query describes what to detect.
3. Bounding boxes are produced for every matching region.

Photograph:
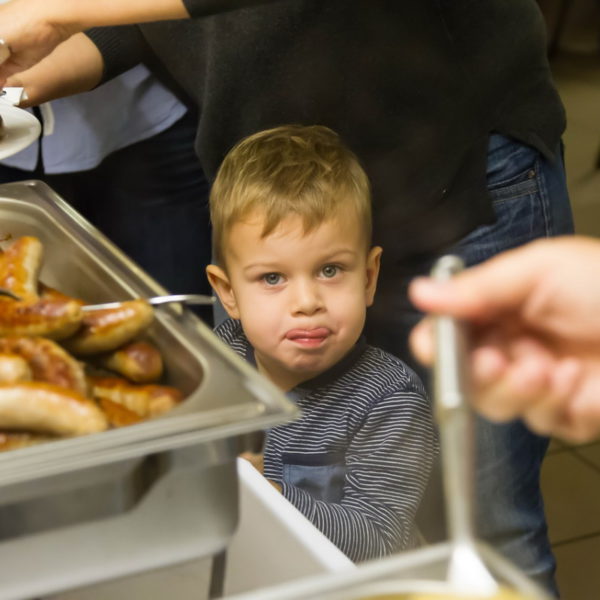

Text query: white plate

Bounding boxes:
[0,102,41,160]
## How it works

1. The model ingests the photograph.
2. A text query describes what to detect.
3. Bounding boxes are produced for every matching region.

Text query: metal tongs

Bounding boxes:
[0,288,215,311]
[432,255,499,596]
[81,294,216,312]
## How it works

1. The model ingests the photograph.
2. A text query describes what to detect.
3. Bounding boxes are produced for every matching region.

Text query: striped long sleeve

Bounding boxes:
[215,318,438,562]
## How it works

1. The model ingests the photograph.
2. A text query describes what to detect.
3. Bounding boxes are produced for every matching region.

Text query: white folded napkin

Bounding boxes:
[1,87,27,106]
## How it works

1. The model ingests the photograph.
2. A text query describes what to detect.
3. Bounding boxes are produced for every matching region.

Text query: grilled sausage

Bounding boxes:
[0,382,108,436]
[0,236,43,301]
[63,299,153,356]
[98,398,144,428]
[0,337,87,396]
[0,431,55,451]
[39,282,85,305]
[89,376,182,419]
[0,297,84,340]
[0,353,32,384]
[97,340,164,383]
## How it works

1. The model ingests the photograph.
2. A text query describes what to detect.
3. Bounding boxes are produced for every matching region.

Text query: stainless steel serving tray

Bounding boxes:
[225,541,551,599]
[0,181,298,599]
[0,180,298,479]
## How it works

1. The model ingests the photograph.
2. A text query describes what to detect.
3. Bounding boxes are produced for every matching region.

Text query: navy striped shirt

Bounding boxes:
[216,319,437,562]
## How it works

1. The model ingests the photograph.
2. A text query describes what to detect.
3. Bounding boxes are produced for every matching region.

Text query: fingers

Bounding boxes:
[470,338,555,423]
[410,316,585,436]
[555,365,600,443]
[408,247,544,322]
[239,451,264,473]
[408,316,434,366]
[0,39,10,66]
[408,237,600,441]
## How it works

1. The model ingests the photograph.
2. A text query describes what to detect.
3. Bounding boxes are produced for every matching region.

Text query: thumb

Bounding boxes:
[5,74,24,87]
[408,241,552,322]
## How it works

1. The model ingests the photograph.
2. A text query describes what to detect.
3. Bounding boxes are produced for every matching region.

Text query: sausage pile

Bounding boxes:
[0,236,182,451]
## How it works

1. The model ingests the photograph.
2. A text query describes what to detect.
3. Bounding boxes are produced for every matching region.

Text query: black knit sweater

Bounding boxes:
[87,0,564,265]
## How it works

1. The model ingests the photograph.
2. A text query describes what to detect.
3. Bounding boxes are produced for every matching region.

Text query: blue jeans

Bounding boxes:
[0,111,212,321]
[366,133,574,595]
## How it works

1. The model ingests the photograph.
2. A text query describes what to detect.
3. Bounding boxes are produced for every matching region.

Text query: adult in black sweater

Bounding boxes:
[0,0,572,593]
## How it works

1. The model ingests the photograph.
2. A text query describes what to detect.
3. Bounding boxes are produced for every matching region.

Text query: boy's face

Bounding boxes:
[207,211,382,391]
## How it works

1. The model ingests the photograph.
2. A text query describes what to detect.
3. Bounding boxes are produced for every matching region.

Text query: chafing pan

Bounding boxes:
[0,181,298,600]
[224,541,551,599]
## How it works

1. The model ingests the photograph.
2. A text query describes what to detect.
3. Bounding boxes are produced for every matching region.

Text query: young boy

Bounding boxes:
[207,125,437,562]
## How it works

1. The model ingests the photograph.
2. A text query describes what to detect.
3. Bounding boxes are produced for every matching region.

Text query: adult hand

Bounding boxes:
[0,0,76,86]
[409,236,600,443]
[0,0,191,87]
[239,451,264,474]
[4,33,105,107]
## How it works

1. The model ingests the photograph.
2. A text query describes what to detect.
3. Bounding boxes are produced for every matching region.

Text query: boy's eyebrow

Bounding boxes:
[242,248,360,273]
[321,248,360,261]
[242,261,281,273]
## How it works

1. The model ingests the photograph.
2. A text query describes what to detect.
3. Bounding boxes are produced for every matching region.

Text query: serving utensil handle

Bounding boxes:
[81,294,216,312]
[432,255,477,547]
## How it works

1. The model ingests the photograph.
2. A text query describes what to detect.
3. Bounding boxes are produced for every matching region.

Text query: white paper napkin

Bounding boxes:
[0,87,27,106]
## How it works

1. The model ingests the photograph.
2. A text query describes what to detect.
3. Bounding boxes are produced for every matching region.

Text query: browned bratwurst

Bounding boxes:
[0,431,56,451]
[0,336,87,396]
[0,382,108,436]
[0,297,84,340]
[63,299,154,356]
[0,235,184,446]
[0,353,32,383]
[97,340,164,383]
[89,376,182,425]
[0,236,43,301]
[96,398,143,428]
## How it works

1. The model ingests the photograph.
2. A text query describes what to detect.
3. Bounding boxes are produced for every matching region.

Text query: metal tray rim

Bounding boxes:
[0,181,297,474]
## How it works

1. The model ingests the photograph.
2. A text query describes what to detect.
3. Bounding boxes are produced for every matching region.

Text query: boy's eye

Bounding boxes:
[263,272,282,285]
[321,265,339,278]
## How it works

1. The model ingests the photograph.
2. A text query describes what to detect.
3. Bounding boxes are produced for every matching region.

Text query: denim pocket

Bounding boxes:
[452,135,553,266]
[282,452,346,503]
[486,133,539,192]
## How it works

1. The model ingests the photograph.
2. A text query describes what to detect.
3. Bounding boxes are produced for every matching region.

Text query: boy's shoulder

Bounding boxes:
[213,318,248,357]
[350,343,426,396]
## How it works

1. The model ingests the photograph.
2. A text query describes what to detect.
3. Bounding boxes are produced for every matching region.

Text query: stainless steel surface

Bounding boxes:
[81,293,216,312]
[432,255,497,595]
[225,542,551,600]
[0,180,298,600]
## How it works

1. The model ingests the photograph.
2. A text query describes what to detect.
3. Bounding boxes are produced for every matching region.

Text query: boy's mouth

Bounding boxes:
[285,328,330,347]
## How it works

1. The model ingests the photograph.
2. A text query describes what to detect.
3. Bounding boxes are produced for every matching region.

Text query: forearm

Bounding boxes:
[8,0,281,34]
[281,482,401,562]
[8,34,103,107]
[20,0,190,37]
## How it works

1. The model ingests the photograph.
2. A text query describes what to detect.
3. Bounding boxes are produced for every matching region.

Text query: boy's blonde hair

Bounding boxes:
[210,125,372,265]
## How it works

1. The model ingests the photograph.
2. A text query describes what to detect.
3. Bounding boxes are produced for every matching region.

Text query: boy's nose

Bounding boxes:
[291,279,323,315]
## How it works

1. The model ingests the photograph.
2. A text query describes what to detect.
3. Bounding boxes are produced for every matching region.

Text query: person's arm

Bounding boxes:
[409,235,600,443]
[0,0,191,85]
[276,388,436,561]
[6,33,104,107]
[0,0,281,85]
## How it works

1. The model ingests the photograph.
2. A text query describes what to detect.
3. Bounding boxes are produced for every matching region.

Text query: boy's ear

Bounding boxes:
[206,264,240,319]
[365,246,382,307]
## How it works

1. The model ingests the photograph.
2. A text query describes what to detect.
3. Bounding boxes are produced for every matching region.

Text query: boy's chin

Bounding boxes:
[285,357,336,378]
